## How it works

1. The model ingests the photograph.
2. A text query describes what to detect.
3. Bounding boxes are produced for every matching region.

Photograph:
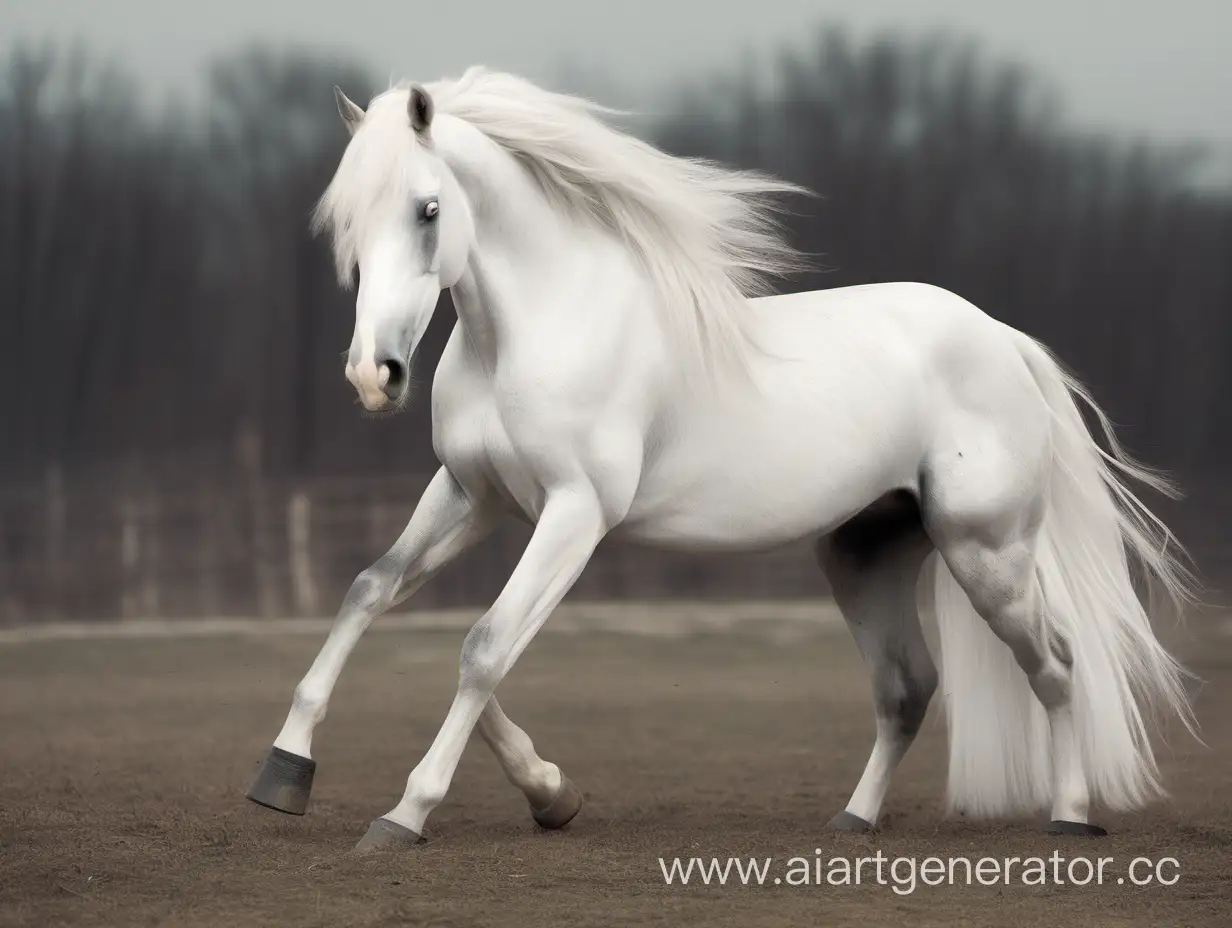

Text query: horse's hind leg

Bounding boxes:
[932,528,1095,832]
[815,492,936,831]
[924,424,1099,833]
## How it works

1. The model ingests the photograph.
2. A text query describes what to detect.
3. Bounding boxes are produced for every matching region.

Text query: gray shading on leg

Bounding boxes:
[816,490,937,831]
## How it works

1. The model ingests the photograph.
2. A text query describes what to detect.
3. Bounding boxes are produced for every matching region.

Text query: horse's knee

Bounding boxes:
[344,559,400,613]
[459,618,504,691]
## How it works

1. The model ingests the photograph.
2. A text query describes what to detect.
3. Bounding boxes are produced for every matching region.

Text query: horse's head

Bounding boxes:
[315,84,474,412]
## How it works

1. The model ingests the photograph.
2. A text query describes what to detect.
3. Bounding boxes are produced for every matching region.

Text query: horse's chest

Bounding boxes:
[434,397,549,522]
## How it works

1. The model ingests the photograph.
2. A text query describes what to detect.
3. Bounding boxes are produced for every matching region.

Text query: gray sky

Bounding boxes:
[5,0,1231,167]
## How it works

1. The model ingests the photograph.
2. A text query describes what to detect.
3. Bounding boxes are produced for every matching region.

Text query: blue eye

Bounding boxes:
[421,200,440,222]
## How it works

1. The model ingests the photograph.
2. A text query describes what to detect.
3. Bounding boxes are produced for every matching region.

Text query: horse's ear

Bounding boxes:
[334,86,365,136]
[408,83,434,136]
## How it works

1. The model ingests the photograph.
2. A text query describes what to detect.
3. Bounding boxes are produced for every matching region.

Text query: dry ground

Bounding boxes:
[1,604,1229,927]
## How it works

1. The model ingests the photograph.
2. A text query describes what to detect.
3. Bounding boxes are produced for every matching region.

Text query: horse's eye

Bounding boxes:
[422,200,440,221]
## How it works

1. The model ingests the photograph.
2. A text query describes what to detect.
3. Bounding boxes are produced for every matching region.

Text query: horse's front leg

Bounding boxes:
[477,695,584,829]
[353,486,607,851]
[246,467,495,815]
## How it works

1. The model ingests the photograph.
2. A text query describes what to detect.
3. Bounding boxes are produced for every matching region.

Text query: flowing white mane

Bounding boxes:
[314,67,812,369]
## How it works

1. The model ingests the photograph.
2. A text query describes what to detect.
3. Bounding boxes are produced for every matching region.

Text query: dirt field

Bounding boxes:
[1,604,1229,927]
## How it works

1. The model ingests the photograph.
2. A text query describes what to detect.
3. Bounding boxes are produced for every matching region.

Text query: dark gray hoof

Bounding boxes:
[1047,820,1108,837]
[828,810,876,833]
[246,746,316,816]
[352,817,425,853]
[531,774,583,830]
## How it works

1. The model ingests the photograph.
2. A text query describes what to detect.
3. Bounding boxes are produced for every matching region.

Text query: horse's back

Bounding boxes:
[747,281,1001,357]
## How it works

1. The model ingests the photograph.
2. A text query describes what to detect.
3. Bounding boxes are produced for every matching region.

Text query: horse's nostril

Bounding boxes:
[379,358,407,400]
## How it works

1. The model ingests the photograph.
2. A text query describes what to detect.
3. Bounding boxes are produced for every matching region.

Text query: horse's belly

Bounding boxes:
[616,389,929,552]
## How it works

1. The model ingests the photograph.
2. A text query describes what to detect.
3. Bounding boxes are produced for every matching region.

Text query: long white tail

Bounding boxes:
[935,332,1197,817]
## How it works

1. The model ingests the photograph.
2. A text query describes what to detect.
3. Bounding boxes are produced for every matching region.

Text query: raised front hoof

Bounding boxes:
[352,817,426,854]
[827,811,876,833]
[530,774,584,830]
[1047,820,1108,837]
[245,746,316,816]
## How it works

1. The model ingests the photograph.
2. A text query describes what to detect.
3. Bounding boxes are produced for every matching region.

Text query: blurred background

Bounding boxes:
[1,1,1229,623]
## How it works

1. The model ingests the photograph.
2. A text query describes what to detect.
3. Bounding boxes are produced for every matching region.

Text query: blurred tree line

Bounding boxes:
[2,28,1230,485]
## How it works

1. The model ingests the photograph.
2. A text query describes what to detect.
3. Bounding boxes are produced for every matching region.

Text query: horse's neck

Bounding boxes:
[442,129,646,374]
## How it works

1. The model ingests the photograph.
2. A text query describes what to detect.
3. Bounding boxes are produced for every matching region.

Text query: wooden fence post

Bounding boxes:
[238,424,282,618]
[139,491,160,617]
[288,491,319,616]
[195,473,222,617]
[120,497,139,619]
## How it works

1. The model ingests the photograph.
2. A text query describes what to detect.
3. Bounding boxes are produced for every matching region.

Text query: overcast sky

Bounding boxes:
[5,0,1231,165]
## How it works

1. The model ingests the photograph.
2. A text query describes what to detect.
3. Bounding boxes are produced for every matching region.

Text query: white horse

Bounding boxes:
[246,69,1195,851]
